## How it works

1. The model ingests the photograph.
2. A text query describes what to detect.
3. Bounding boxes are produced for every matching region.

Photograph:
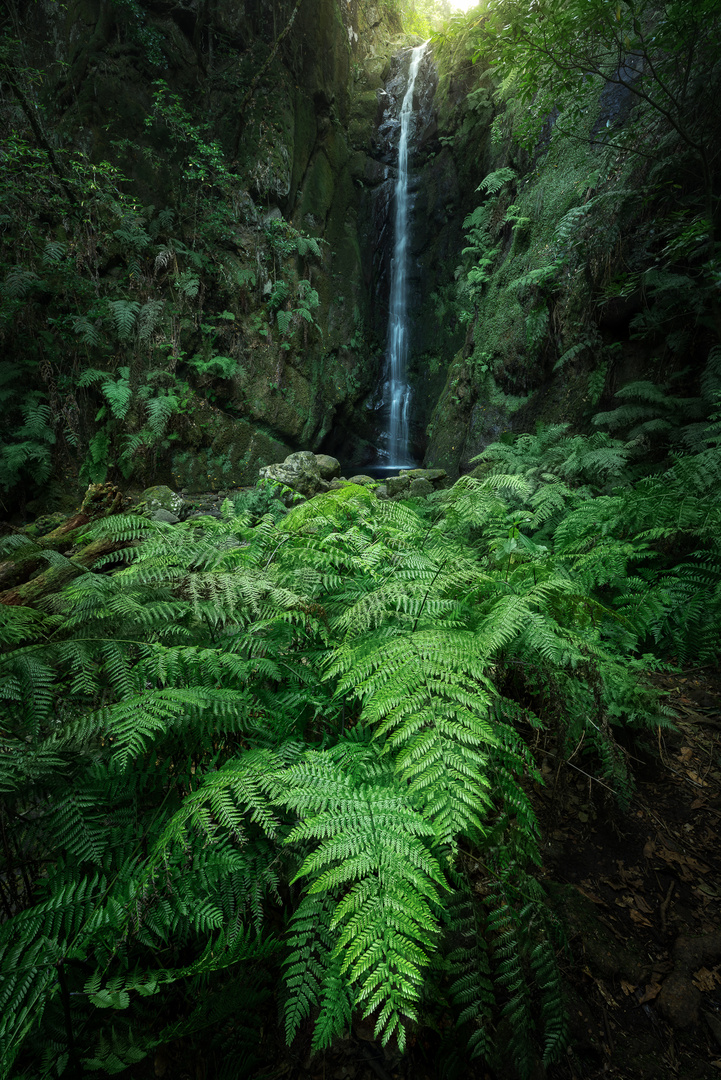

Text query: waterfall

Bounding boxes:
[385,41,428,467]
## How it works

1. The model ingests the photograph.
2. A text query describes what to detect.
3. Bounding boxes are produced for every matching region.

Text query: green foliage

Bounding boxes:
[477,167,516,195]
[0,401,55,491]
[479,0,721,189]
[401,0,454,37]
[5,412,719,1073]
[228,479,288,523]
[0,43,324,501]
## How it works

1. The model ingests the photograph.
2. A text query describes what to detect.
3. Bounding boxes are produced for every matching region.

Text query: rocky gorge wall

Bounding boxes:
[0,0,413,511]
[4,1,718,514]
[415,25,721,478]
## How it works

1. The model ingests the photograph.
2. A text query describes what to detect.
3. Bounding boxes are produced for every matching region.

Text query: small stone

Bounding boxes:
[657,972,702,1028]
[186,510,223,520]
[374,484,389,499]
[315,454,342,480]
[150,509,180,524]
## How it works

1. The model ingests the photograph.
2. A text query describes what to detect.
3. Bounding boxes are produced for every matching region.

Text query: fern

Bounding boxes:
[284,751,446,1050]
[553,335,595,371]
[73,317,103,347]
[3,420,718,1073]
[296,235,321,259]
[108,299,140,340]
[137,299,165,341]
[100,368,132,420]
[477,167,516,194]
[276,308,292,335]
[145,391,179,435]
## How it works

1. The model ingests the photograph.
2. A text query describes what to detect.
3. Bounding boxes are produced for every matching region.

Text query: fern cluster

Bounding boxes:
[5,427,718,1076]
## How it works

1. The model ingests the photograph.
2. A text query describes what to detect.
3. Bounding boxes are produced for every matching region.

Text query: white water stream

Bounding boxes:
[385,41,428,467]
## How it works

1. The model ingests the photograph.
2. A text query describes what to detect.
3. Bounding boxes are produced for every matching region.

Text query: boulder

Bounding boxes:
[258,451,323,499]
[315,453,342,480]
[408,478,434,498]
[150,509,180,524]
[399,468,448,487]
[347,474,376,486]
[386,474,410,497]
[140,485,185,516]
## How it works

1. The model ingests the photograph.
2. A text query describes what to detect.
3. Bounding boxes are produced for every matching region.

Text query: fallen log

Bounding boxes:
[0,483,127,606]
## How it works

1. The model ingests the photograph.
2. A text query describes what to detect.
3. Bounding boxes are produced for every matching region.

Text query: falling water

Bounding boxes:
[385,41,428,467]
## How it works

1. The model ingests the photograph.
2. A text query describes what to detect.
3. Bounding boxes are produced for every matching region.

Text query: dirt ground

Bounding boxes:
[531,664,721,1080]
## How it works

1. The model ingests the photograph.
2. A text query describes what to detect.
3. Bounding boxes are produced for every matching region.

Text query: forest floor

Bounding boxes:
[529,665,721,1080]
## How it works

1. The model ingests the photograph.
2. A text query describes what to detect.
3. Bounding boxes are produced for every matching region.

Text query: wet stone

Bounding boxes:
[347,474,376,486]
[408,478,433,498]
[150,509,180,524]
[386,474,410,497]
[315,454,341,480]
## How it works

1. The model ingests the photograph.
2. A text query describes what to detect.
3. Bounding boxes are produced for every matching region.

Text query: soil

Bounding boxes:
[531,664,721,1080]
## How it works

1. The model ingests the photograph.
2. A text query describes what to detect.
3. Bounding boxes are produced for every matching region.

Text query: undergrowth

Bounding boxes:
[2,416,719,1078]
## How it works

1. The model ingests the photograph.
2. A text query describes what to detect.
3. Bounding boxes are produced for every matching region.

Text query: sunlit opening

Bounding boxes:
[449,0,482,10]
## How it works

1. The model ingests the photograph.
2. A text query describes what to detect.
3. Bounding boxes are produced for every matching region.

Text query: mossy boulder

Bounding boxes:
[347,474,376,486]
[399,467,448,486]
[258,451,327,499]
[385,474,410,497]
[172,398,292,493]
[408,477,434,498]
[139,486,185,516]
[315,453,342,479]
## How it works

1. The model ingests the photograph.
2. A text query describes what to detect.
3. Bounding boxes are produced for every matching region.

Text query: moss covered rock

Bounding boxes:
[139,486,185,516]
[172,398,292,493]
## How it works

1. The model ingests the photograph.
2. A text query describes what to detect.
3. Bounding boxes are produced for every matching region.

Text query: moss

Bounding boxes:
[290,92,318,207]
[171,398,291,491]
[426,49,649,470]
[236,56,296,202]
[297,150,336,234]
[323,125,350,173]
